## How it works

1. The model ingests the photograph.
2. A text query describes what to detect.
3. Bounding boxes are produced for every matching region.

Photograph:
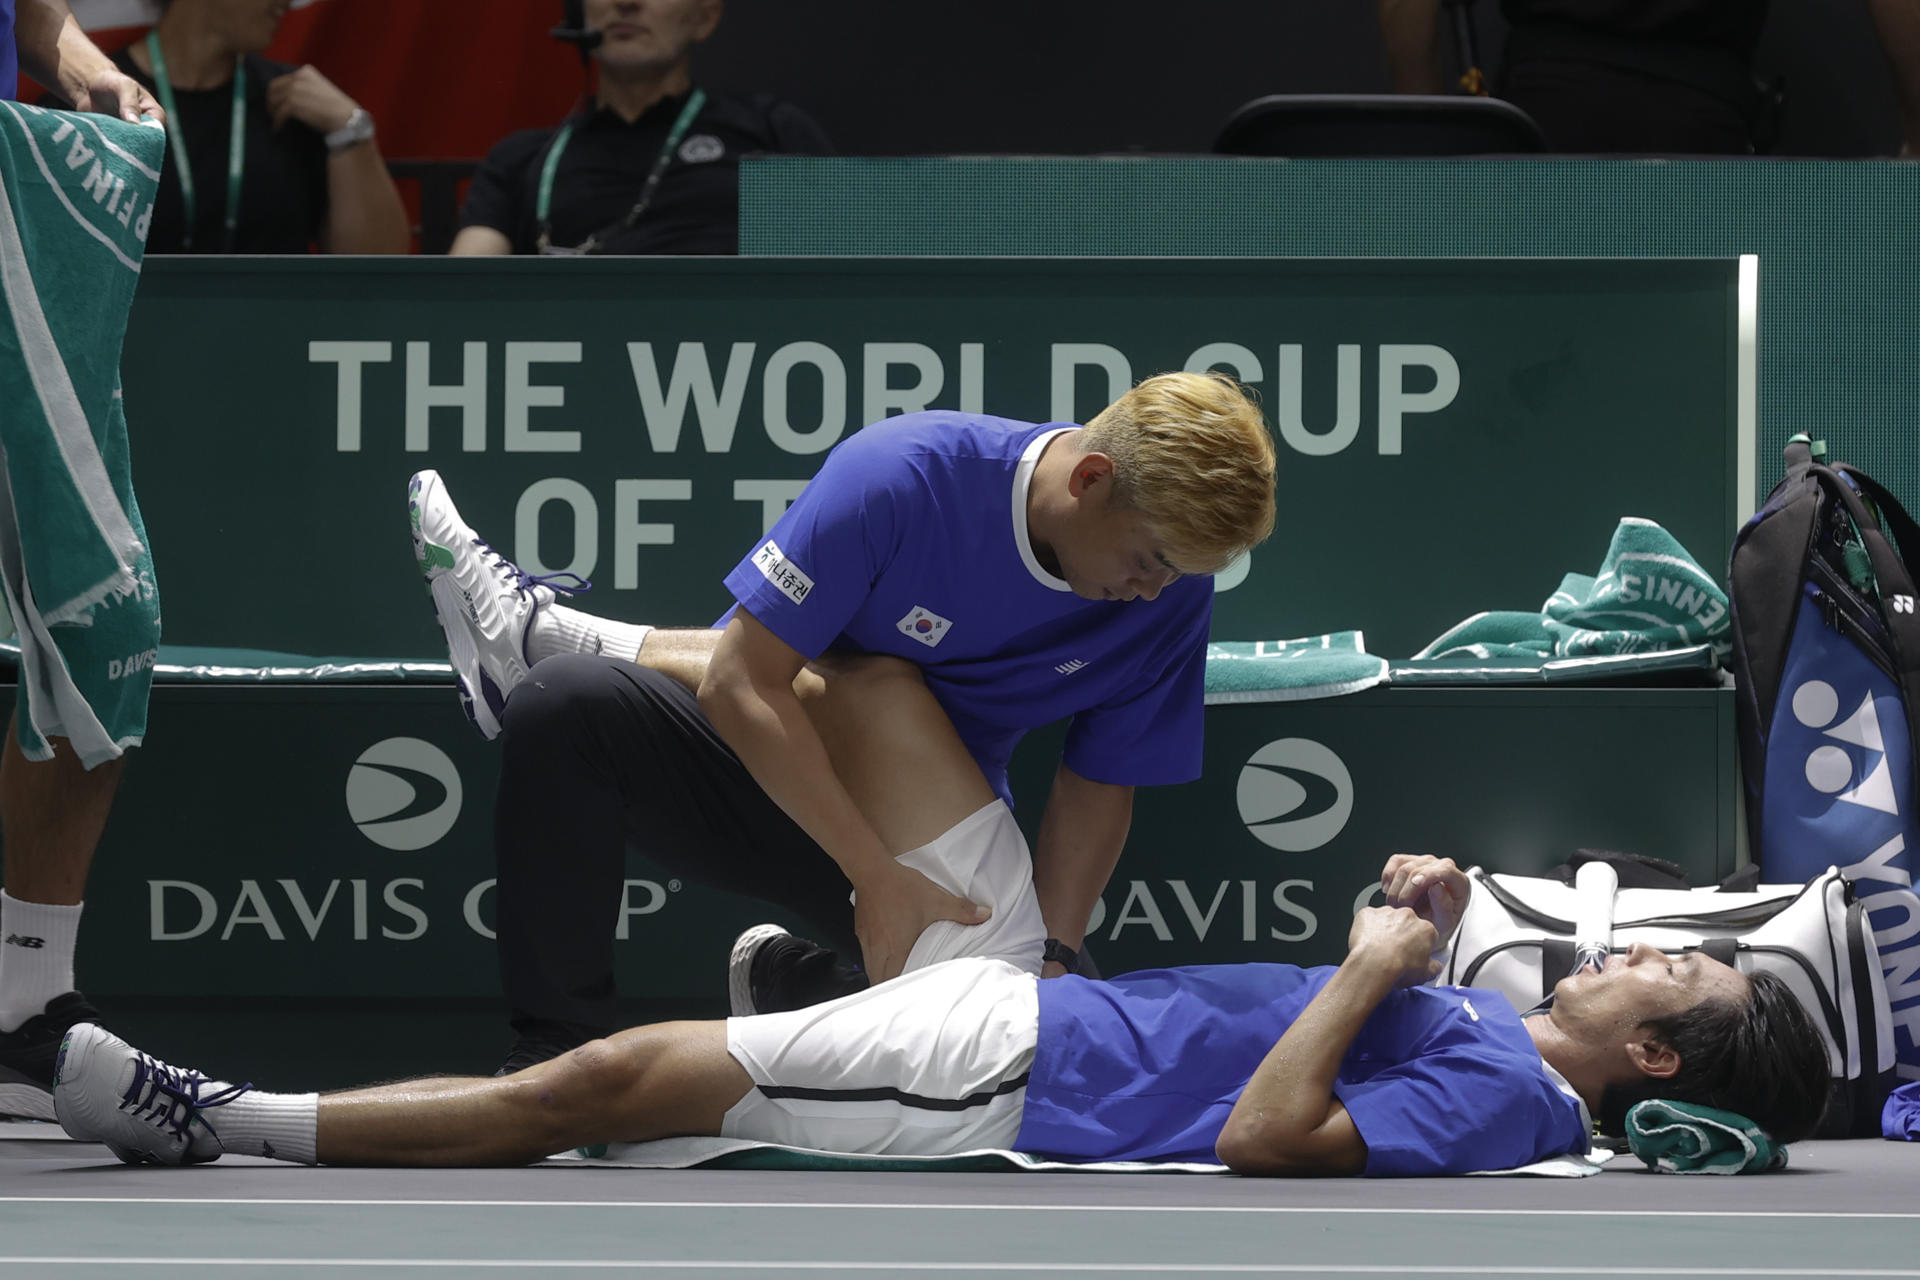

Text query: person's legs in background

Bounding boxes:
[0,727,123,1120]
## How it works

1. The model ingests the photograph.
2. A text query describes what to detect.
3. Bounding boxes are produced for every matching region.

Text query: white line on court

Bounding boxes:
[2,1261,1920,1276]
[2,1197,1919,1220]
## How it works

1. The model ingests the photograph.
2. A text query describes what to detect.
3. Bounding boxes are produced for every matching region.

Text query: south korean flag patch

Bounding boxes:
[896,605,953,648]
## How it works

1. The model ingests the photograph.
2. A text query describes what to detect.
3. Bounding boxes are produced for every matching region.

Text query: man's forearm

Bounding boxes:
[14,0,109,98]
[1030,768,1132,951]
[324,142,412,254]
[1216,952,1393,1173]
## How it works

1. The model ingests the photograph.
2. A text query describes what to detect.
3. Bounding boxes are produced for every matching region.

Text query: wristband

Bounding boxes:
[1043,938,1079,971]
[325,107,375,155]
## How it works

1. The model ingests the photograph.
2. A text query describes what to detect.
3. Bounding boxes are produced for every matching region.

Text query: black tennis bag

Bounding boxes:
[1726,436,1920,1095]
[1439,864,1895,1138]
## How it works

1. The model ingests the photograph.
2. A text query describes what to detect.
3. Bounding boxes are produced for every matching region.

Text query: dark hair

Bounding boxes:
[1597,971,1831,1142]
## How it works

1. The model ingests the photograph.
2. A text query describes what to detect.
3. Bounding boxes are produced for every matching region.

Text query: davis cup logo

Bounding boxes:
[1237,738,1353,852]
[347,738,464,850]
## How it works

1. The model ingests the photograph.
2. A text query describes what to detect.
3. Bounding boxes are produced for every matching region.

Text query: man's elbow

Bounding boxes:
[1215,1119,1365,1178]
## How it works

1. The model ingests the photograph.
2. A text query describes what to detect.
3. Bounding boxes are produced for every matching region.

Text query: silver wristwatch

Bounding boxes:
[324,108,376,155]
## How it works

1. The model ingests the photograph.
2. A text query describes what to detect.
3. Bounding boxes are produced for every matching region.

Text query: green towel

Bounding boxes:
[1203,631,1388,704]
[0,104,163,761]
[0,103,161,622]
[1415,517,1730,664]
[1625,1100,1789,1174]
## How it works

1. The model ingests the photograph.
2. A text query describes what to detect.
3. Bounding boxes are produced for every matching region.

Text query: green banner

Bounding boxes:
[124,257,1741,661]
[7,682,1732,1002]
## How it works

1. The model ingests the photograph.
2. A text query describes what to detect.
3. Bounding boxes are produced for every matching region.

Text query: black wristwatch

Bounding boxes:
[1043,938,1079,971]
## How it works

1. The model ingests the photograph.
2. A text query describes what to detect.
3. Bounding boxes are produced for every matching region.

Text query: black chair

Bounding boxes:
[385,159,482,255]
[1213,94,1548,158]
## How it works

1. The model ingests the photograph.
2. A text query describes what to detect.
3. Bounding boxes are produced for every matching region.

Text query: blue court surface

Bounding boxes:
[4,1127,1918,1278]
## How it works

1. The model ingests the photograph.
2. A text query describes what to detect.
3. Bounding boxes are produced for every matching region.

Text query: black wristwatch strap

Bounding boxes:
[1043,938,1079,971]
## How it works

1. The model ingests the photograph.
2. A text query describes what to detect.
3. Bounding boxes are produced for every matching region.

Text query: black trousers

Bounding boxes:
[492,654,860,1031]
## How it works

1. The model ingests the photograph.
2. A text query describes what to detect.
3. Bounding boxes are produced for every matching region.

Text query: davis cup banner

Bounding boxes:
[122,256,1744,661]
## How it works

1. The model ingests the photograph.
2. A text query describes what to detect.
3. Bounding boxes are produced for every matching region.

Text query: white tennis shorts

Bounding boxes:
[723,956,1038,1155]
[879,798,1048,976]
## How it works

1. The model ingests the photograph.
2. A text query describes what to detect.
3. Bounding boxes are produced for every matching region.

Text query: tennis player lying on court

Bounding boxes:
[50,659,1829,1176]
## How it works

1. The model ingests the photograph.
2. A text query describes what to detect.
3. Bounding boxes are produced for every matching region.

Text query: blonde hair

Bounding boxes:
[1081,371,1277,575]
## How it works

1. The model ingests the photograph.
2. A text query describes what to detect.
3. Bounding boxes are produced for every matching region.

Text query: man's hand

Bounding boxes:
[71,64,164,124]
[854,863,990,985]
[266,65,359,134]
[15,0,163,123]
[1347,905,1440,988]
[1379,853,1469,949]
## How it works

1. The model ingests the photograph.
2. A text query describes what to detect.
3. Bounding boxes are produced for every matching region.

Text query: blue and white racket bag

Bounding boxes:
[1727,436,1920,1109]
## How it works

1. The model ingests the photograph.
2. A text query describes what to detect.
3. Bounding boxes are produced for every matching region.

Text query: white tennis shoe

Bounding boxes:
[53,1023,245,1166]
[409,470,588,739]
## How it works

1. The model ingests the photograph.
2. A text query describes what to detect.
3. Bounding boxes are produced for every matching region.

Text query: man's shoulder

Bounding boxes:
[853,412,1051,463]
[699,89,832,152]
[481,125,563,173]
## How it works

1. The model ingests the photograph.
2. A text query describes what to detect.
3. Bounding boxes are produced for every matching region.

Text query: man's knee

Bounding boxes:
[499,654,670,741]
[493,1035,633,1153]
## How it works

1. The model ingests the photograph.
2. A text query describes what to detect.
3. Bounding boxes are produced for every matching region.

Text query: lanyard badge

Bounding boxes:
[146,31,246,252]
[535,88,706,256]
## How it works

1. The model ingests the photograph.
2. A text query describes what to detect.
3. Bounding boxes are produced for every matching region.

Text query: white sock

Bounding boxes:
[210,1088,320,1164]
[0,891,82,1032]
[527,603,652,666]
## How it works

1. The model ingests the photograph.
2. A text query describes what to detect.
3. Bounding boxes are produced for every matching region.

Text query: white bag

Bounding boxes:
[1439,864,1896,1138]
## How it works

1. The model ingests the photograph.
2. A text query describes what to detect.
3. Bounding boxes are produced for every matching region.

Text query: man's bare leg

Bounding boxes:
[794,655,995,853]
[315,667,983,1165]
[633,628,721,694]
[312,1022,749,1166]
[0,719,123,1031]
[62,661,997,1167]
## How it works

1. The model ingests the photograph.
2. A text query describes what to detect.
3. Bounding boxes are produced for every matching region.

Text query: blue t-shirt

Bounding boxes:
[2,1,17,102]
[721,413,1212,801]
[1014,965,1590,1176]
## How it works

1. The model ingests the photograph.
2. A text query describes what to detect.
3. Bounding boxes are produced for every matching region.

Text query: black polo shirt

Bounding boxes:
[458,88,832,256]
[105,47,328,254]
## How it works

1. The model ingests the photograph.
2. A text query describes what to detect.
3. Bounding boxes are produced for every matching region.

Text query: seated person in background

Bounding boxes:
[103,0,409,253]
[1377,0,1920,156]
[51,662,1830,1176]
[451,0,831,257]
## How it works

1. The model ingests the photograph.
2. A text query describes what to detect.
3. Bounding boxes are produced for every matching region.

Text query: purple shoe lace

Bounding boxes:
[119,1052,252,1145]
[473,539,592,597]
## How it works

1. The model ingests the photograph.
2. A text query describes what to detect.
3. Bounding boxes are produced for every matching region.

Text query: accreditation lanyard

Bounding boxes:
[146,31,246,252]
[535,88,705,256]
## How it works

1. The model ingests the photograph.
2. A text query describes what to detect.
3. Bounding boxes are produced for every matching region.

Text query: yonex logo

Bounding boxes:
[1055,659,1088,675]
[346,738,465,850]
[1791,680,1899,816]
[1236,738,1354,852]
[1895,595,1916,615]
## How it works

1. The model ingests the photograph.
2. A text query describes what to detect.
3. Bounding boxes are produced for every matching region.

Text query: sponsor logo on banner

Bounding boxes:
[752,539,814,606]
[1236,738,1353,852]
[896,605,952,648]
[346,738,463,851]
[1773,655,1920,1082]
